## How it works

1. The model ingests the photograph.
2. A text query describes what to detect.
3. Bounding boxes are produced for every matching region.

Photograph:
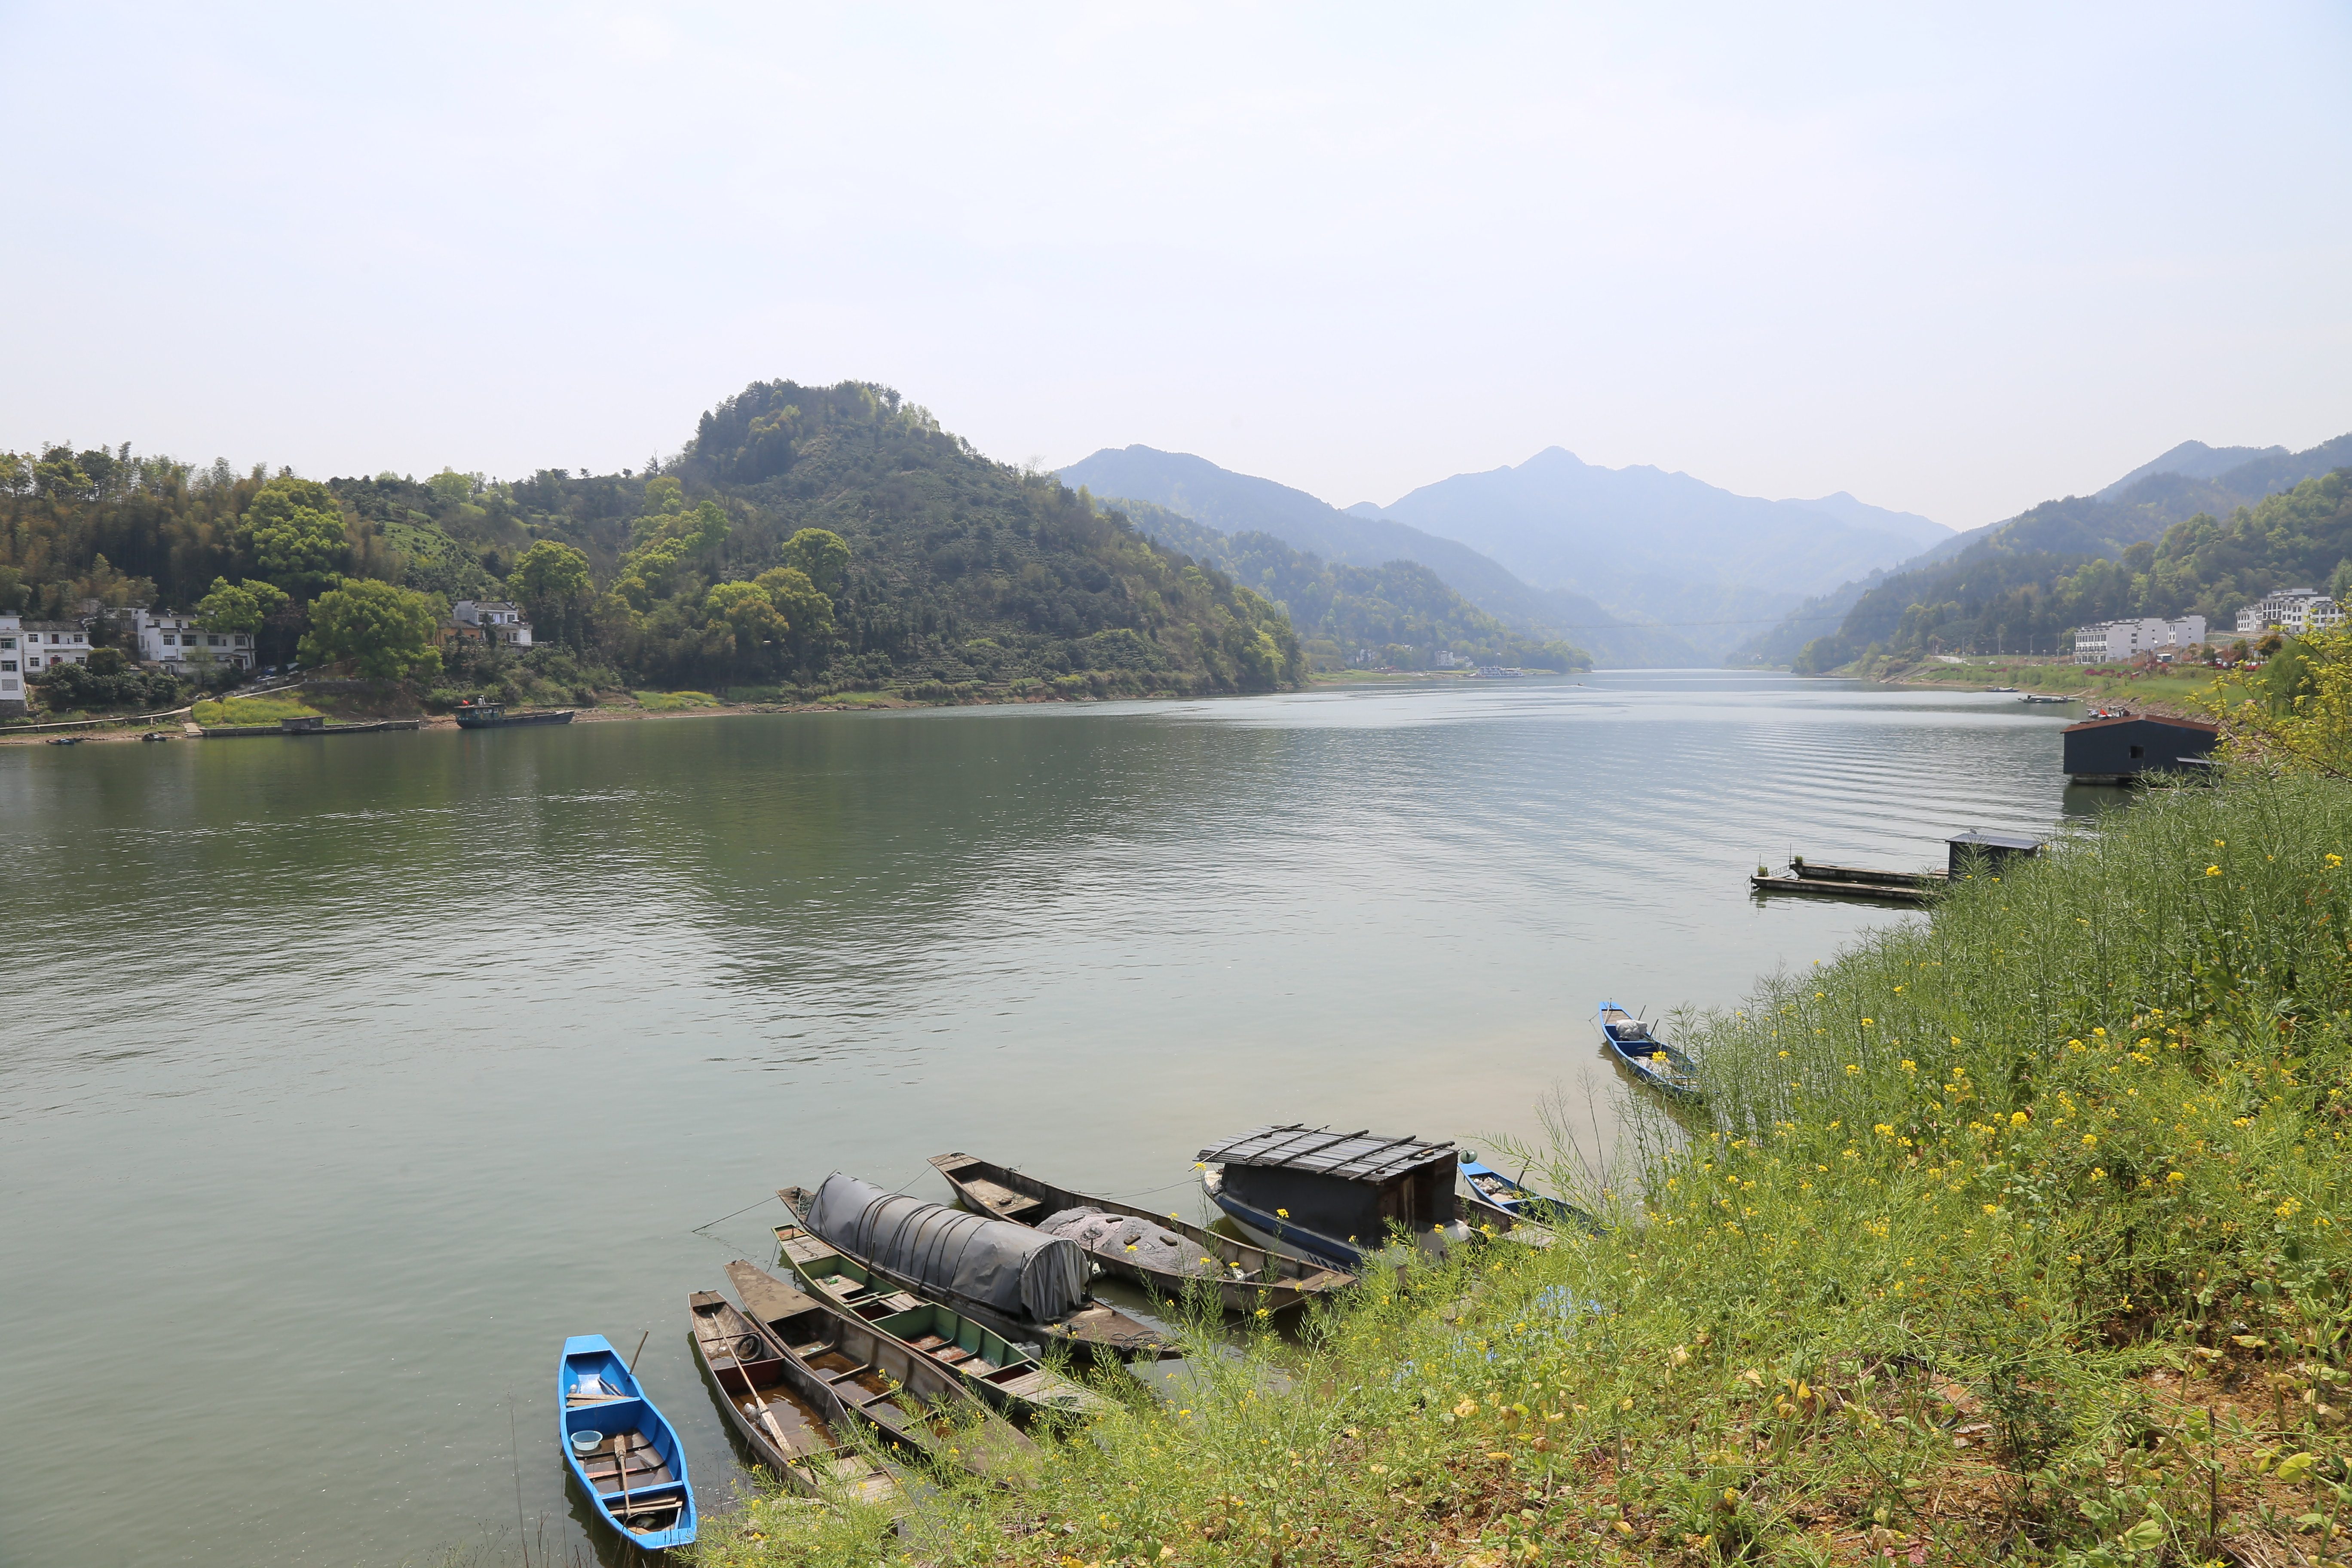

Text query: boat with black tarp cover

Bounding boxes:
[783,1175,1170,1359]
[1195,1125,1470,1269]
[929,1151,1355,1316]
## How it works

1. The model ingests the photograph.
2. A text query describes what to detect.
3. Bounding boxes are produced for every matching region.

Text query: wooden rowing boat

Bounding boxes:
[557,1334,697,1550]
[686,1290,900,1505]
[778,1184,1171,1360]
[1598,1004,1703,1099]
[723,1259,1037,1485]
[928,1152,1355,1316]
[771,1221,1111,1423]
[1455,1150,1599,1237]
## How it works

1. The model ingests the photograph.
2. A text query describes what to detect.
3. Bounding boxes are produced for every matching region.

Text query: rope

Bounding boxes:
[690,1193,784,1235]
[1105,1175,1203,1201]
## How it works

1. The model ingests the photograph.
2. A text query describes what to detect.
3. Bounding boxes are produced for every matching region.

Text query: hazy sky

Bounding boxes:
[6,2,2348,528]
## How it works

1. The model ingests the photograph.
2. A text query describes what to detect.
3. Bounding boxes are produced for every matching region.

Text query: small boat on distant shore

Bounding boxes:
[1455,1150,1600,1236]
[453,697,574,728]
[929,1152,1354,1316]
[1598,1004,1702,1099]
[558,1334,696,1549]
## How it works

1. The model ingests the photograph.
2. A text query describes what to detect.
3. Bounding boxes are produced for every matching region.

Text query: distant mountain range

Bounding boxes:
[1058,447,1701,666]
[1751,432,2352,671]
[1358,448,1951,660]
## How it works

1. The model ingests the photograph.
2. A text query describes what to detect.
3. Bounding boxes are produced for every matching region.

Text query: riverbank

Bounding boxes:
[692,769,2352,1568]
[1864,655,2224,719]
[0,683,1234,747]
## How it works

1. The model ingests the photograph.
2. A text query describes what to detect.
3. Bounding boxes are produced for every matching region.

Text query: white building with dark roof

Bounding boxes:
[2070,615,2207,665]
[452,600,533,648]
[133,609,255,670]
[2235,588,2345,638]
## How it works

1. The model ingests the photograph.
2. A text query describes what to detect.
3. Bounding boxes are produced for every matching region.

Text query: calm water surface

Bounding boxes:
[0,671,2106,1566]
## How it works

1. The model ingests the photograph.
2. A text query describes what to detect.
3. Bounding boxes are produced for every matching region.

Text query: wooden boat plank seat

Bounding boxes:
[958,1176,1044,1220]
[989,1369,1055,1396]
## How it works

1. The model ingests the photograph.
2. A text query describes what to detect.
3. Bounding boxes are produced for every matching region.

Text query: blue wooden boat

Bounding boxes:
[1598,1004,1702,1099]
[1455,1150,1601,1236]
[558,1334,697,1550]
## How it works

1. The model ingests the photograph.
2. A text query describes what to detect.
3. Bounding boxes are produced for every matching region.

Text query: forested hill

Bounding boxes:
[1107,498,1590,671]
[1750,432,2352,671]
[0,381,1304,701]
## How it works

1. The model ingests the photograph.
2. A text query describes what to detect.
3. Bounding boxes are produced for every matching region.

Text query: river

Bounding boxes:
[0,671,2105,1566]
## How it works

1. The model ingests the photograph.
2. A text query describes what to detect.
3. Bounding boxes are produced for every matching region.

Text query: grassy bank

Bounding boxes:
[188,694,326,725]
[688,771,2352,1567]
[1870,656,2225,717]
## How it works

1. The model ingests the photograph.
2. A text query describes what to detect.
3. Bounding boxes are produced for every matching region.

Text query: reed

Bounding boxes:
[692,771,2352,1565]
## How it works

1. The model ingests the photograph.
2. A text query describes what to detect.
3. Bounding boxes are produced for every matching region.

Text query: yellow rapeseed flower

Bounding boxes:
[2206,865,2222,876]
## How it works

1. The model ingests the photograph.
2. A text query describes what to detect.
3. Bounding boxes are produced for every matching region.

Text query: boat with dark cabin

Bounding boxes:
[781,1176,1171,1360]
[1455,1149,1601,1236]
[1195,1125,1472,1269]
[928,1151,1356,1315]
[769,1216,1112,1422]
[453,696,575,728]
[687,1289,901,1505]
[557,1334,698,1550]
[1598,1004,1702,1099]
[723,1258,1037,1484]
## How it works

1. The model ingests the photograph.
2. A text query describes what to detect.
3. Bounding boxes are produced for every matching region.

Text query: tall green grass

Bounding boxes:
[692,775,2352,1567]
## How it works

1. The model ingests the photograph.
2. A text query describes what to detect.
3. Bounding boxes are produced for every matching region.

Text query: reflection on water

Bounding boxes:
[0,670,2105,1566]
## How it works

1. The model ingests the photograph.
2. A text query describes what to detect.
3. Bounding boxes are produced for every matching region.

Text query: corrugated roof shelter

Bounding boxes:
[1197,1125,1457,1245]
[2061,714,2219,785]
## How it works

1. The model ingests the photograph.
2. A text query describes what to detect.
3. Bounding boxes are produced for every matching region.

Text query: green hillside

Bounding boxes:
[1109,498,1589,671]
[1789,465,2352,672]
[0,382,1304,703]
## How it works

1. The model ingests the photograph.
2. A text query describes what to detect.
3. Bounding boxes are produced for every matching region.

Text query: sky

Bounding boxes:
[4,1,2349,530]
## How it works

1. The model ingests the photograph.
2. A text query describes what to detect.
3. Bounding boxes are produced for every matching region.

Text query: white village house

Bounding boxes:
[132,608,255,670]
[452,600,533,648]
[2235,588,2346,638]
[2070,615,2207,665]
[0,612,22,713]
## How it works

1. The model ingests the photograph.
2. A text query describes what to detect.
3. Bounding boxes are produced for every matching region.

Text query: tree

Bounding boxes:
[782,528,851,596]
[506,540,594,649]
[239,477,350,594]
[704,579,784,662]
[2205,625,2352,777]
[297,580,443,681]
[196,576,291,634]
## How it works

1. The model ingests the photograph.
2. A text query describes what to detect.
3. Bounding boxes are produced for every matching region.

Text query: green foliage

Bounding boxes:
[195,576,290,634]
[1793,470,2352,672]
[239,476,352,594]
[505,539,594,649]
[189,693,324,725]
[1117,501,1589,672]
[783,527,851,596]
[297,579,444,682]
[32,659,181,713]
[2,383,1307,702]
[696,774,2352,1568]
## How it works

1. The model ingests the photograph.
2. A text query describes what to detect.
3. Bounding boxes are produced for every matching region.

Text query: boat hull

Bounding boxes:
[929,1152,1353,1316]
[454,708,574,728]
[687,1291,900,1505]
[557,1334,696,1550]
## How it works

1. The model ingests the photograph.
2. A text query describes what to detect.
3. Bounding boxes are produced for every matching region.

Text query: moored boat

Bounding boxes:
[724,1259,1038,1484]
[1598,1004,1702,1099]
[1195,1125,1472,1269]
[687,1290,900,1505]
[770,1218,1112,1422]
[557,1334,697,1550]
[1455,1150,1600,1237]
[782,1176,1170,1360]
[453,697,575,728]
[928,1152,1355,1316]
